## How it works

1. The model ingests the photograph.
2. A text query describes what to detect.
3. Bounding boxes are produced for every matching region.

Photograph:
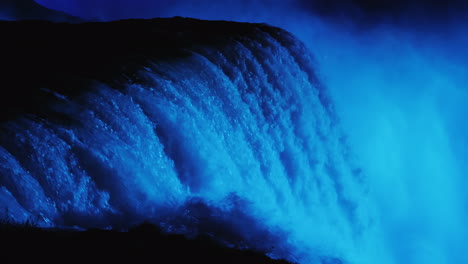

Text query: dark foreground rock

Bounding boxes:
[0,222,294,264]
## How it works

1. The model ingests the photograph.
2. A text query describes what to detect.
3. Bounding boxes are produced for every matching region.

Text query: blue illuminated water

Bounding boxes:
[0,26,374,263]
[2,1,468,264]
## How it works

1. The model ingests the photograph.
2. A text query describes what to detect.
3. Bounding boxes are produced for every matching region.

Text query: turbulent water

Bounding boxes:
[0,19,378,264]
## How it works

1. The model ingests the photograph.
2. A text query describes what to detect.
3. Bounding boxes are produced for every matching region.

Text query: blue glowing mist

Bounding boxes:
[294,17,468,264]
[4,1,468,263]
[311,24,468,264]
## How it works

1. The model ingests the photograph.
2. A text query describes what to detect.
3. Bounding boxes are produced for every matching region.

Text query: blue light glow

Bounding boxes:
[2,1,468,264]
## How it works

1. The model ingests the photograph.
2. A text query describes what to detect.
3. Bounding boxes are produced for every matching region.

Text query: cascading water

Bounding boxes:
[0,18,376,263]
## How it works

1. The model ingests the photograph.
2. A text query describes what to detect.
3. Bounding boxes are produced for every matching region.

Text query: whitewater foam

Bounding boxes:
[0,19,378,264]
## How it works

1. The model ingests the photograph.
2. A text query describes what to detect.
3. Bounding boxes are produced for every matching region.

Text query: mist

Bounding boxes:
[18,1,468,263]
[313,23,468,264]
[293,17,468,263]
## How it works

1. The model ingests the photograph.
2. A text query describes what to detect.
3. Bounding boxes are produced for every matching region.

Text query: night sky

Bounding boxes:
[33,0,468,24]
